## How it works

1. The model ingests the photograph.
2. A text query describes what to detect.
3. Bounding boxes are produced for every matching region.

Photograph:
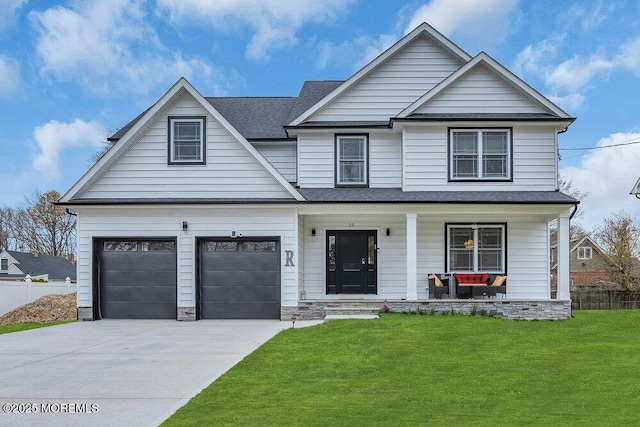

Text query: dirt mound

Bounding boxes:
[0,293,77,325]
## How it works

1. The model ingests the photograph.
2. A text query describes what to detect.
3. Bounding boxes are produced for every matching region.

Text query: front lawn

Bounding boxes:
[164,311,640,426]
[0,321,74,335]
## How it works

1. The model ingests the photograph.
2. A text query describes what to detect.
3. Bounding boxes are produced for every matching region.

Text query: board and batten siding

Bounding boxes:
[403,126,557,191]
[81,93,292,199]
[252,141,297,182]
[297,131,402,188]
[310,36,464,122]
[75,206,299,309]
[416,65,546,114]
[301,214,407,300]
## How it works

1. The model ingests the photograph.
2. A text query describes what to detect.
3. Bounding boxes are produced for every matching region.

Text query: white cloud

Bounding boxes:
[156,0,356,61]
[0,0,26,31]
[30,0,213,96]
[317,33,397,72]
[514,32,640,112]
[562,132,640,231]
[405,0,518,48]
[562,0,614,31]
[0,55,20,97]
[32,119,106,178]
[548,93,585,112]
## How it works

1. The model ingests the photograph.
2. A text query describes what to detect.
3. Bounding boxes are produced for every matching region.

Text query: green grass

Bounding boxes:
[164,311,640,426]
[0,321,74,335]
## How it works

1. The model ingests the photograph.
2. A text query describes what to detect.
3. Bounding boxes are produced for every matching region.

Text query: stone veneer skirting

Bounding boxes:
[77,307,93,321]
[282,299,572,321]
[177,307,196,321]
[77,306,197,321]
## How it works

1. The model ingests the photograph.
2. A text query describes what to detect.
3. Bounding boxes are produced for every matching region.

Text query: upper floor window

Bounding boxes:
[1,258,7,271]
[447,224,506,273]
[577,246,592,260]
[169,116,206,164]
[336,135,368,186]
[449,129,511,181]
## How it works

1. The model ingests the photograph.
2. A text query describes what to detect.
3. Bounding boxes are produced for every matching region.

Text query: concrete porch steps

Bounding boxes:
[324,314,379,321]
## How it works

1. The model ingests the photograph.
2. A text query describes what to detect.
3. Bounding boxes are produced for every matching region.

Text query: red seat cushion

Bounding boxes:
[453,273,489,284]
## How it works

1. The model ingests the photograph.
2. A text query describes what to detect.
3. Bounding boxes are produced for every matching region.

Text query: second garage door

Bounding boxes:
[199,238,280,319]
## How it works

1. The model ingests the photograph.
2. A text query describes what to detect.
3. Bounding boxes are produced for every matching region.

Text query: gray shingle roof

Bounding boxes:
[287,80,344,122]
[206,97,296,140]
[108,80,343,142]
[7,251,76,281]
[297,188,579,204]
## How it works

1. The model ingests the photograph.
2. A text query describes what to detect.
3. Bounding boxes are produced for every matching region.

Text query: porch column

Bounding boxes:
[556,209,571,300]
[406,213,417,300]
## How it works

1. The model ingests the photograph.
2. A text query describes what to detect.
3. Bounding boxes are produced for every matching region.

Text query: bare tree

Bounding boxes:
[594,211,640,291]
[11,191,76,256]
[0,207,11,249]
[550,174,588,244]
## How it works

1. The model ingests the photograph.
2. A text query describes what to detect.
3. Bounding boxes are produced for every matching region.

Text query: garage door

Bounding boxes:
[199,238,280,319]
[97,239,177,319]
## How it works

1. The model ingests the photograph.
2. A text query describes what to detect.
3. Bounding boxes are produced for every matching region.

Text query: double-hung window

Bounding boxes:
[168,116,206,164]
[447,224,506,273]
[450,129,511,180]
[336,135,368,186]
[1,258,7,271]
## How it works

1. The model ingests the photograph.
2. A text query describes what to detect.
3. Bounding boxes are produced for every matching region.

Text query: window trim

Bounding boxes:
[448,128,513,182]
[334,134,369,187]
[577,246,592,260]
[445,223,507,274]
[168,116,206,165]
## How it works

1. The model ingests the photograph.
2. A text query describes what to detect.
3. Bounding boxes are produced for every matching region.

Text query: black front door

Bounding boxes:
[326,230,377,294]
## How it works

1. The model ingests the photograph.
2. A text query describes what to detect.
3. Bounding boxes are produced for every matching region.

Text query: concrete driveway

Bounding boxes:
[0,319,310,426]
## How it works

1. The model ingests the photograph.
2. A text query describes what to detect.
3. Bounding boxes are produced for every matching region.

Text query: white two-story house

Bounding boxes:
[59,23,577,321]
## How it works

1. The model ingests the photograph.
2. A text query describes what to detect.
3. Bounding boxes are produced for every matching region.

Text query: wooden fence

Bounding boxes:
[571,290,640,310]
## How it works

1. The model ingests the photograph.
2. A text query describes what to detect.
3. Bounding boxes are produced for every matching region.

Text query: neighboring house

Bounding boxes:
[632,176,640,199]
[58,23,577,321]
[550,236,612,289]
[0,250,76,282]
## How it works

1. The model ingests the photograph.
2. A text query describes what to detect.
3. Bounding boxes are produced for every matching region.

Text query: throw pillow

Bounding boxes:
[428,274,444,287]
[492,275,507,287]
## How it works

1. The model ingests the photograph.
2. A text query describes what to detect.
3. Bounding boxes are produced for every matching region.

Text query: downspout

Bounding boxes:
[569,203,579,220]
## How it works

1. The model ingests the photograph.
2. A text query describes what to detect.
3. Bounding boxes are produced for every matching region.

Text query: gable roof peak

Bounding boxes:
[287,22,472,126]
[397,50,574,120]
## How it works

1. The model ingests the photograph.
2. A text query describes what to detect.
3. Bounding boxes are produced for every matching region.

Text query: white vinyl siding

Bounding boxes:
[310,36,464,121]
[370,132,402,187]
[252,141,297,182]
[418,214,550,299]
[300,210,552,301]
[298,131,402,188]
[404,126,557,191]
[297,132,334,187]
[301,214,407,300]
[416,65,547,114]
[74,206,299,309]
[82,93,292,199]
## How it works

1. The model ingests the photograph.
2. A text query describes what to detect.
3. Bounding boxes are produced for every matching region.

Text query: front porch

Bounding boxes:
[281,299,572,321]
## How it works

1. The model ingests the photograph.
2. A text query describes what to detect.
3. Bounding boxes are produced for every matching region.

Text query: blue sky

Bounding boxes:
[1,0,640,230]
